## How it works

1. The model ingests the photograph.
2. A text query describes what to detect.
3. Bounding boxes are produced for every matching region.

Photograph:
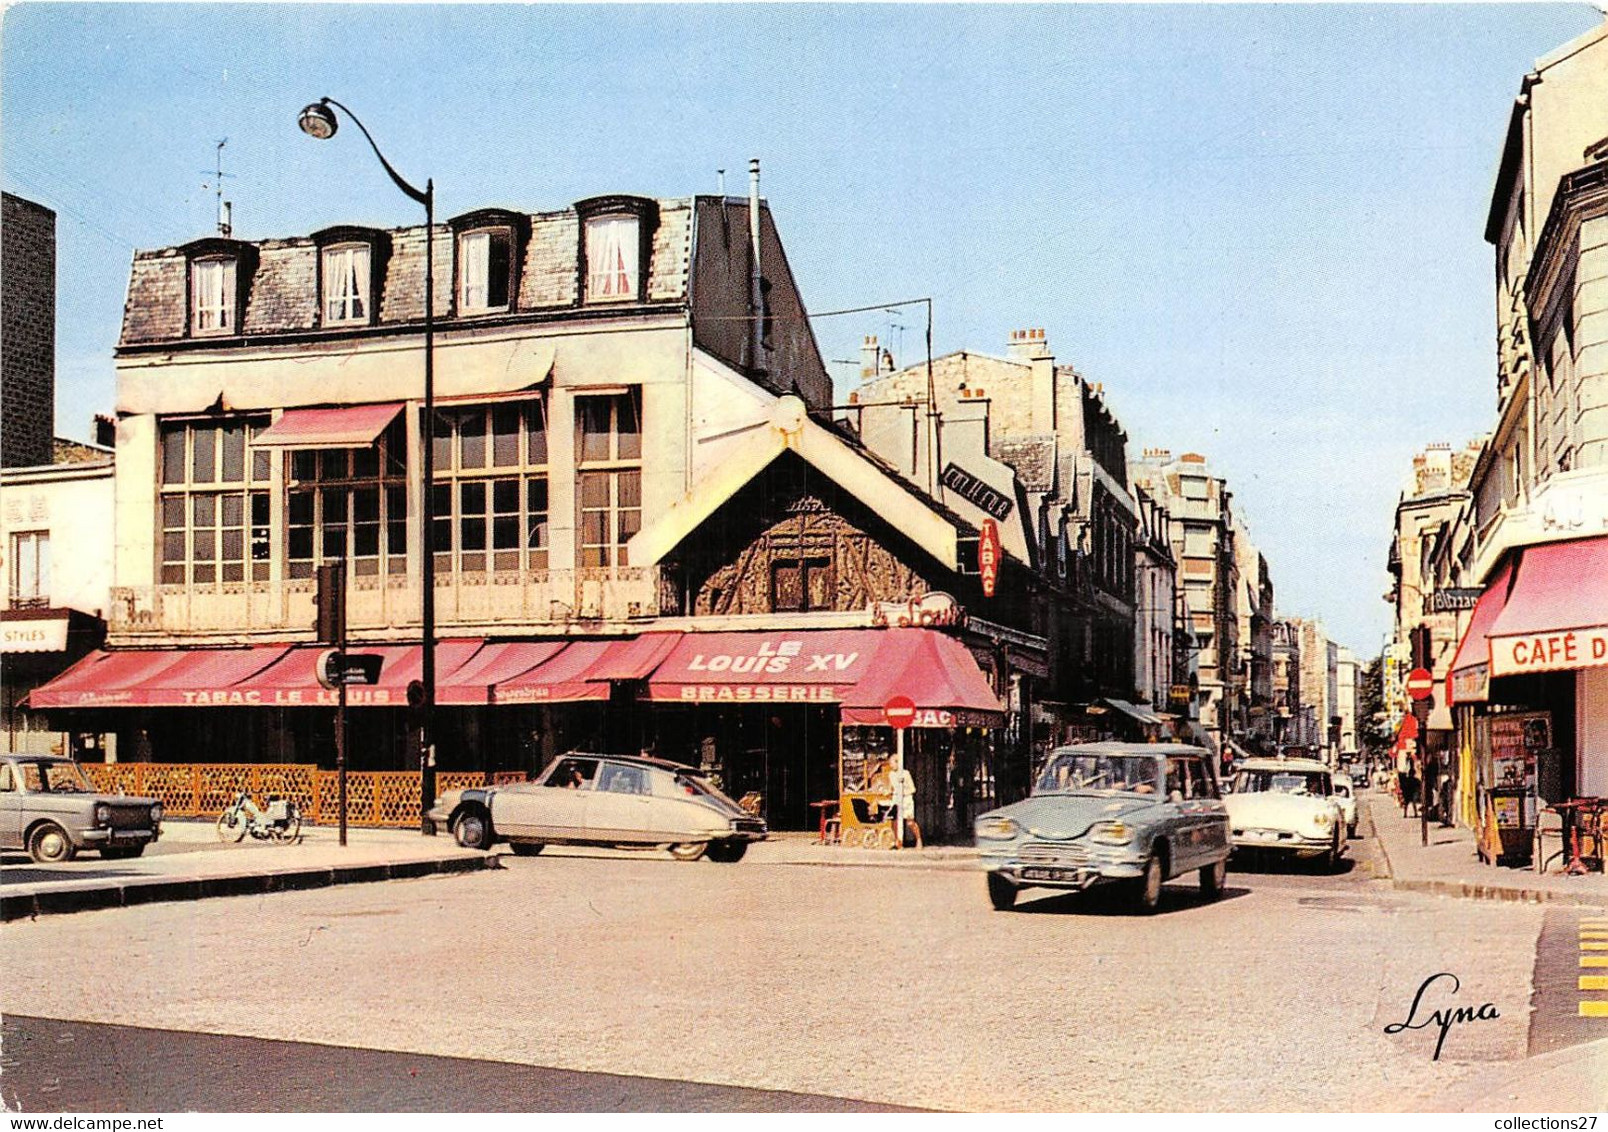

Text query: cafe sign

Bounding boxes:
[1489,625,1608,677]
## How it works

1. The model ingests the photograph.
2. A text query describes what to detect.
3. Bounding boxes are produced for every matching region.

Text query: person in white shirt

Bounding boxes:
[889,762,922,849]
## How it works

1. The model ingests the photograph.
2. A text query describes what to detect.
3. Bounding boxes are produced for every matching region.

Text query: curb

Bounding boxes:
[0,854,494,923]
[1367,799,1608,910]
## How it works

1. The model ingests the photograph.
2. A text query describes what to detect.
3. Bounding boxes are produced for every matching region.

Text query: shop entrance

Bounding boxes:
[651,704,838,831]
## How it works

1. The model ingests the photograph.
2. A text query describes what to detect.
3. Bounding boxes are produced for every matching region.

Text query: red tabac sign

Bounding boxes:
[978,519,1001,598]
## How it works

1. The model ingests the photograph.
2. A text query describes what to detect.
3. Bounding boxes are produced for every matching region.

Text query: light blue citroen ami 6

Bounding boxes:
[974,743,1231,913]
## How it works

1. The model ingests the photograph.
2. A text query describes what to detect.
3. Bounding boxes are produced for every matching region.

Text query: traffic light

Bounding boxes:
[406,679,427,731]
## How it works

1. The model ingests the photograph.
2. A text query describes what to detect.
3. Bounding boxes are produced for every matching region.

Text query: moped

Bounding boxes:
[215,791,303,843]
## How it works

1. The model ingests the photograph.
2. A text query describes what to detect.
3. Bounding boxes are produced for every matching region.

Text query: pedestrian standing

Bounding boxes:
[890,761,922,849]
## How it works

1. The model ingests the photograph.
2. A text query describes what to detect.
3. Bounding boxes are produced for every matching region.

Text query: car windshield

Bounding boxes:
[1035,753,1161,796]
[1233,769,1331,796]
[18,761,93,793]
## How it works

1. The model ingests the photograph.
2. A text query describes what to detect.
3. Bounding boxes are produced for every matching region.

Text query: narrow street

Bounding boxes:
[0,800,1573,1112]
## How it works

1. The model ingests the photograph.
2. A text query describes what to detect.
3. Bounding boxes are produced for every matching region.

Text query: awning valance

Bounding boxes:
[840,629,1005,727]
[490,636,680,704]
[1487,535,1608,678]
[252,402,402,449]
[1103,698,1167,727]
[1447,558,1516,706]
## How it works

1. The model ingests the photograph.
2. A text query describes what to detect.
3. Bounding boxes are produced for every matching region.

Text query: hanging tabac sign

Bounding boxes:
[978,519,1001,598]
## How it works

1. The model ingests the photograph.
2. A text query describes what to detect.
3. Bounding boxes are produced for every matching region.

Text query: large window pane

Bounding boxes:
[617,395,641,460]
[492,405,520,466]
[162,430,186,485]
[579,399,612,462]
[527,400,548,465]
[220,424,245,482]
[460,411,487,469]
[191,427,216,483]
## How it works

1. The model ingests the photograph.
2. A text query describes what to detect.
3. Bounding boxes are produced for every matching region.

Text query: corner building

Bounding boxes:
[35,188,1053,835]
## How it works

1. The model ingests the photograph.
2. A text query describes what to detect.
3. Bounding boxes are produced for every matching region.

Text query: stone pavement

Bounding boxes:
[1365,791,1608,909]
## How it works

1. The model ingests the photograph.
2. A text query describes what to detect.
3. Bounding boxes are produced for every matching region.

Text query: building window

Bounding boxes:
[8,531,49,609]
[287,419,408,580]
[1180,475,1209,501]
[575,392,642,568]
[771,558,832,612]
[457,229,513,313]
[192,258,236,334]
[322,244,371,325]
[585,216,640,302]
[430,400,549,575]
[159,418,271,585]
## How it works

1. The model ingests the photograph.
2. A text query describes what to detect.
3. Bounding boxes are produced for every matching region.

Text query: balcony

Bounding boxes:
[108,567,669,642]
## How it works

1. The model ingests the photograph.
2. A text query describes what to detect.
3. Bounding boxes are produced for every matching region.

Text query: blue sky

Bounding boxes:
[3,3,1601,653]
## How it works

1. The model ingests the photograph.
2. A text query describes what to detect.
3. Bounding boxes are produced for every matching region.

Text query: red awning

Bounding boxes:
[252,403,402,449]
[437,640,569,706]
[841,628,1006,727]
[236,640,482,706]
[646,628,1005,726]
[1487,535,1608,678]
[489,637,677,704]
[1446,558,1516,706]
[29,646,291,708]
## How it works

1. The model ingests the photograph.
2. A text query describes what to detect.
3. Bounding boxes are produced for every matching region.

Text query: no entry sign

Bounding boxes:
[884,694,917,730]
[1405,667,1435,701]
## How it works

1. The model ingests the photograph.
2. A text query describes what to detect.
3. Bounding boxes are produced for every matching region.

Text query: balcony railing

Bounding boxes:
[109,567,669,639]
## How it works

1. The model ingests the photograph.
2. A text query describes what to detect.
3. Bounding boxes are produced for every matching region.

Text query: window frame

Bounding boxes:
[320,243,372,326]
[191,256,237,336]
[430,399,550,577]
[574,391,643,569]
[574,196,658,307]
[158,417,273,586]
[448,209,526,318]
[285,419,409,581]
[8,530,50,609]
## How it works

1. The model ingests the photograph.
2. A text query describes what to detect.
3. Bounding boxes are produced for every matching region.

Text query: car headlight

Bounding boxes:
[1313,809,1332,829]
[1090,820,1134,846]
[150,803,163,824]
[975,815,1021,841]
[94,802,111,826]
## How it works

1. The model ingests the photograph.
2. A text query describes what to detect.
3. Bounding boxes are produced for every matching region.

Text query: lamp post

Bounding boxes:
[299,97,439,834]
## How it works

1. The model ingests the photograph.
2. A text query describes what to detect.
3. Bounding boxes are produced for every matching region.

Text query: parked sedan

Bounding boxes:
[1225,757,1346,870]
[974,743,1231,913]
[428,754,767,862]
[0,754,163,863]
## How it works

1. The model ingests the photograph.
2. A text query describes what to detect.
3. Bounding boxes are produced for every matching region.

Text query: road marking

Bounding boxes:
[1580,1002,1608,1018]
[1580,976,1608,991]
[1583,957,1608,968]
[1582,942,1608,951]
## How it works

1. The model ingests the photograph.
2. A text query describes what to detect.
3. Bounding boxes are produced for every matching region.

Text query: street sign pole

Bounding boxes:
[883,695,916,851]
[338,572,349,849]
[1405,667,1434,849]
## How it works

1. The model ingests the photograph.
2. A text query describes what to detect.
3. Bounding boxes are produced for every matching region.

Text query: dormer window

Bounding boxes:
[459,229,511,312]
[192,258,236,334]
[448,209,525,317]
[576,196,658,306]
[181,237,256,339]
[312,226,389,330]
[585,216,639,301]
[322,244,371,325]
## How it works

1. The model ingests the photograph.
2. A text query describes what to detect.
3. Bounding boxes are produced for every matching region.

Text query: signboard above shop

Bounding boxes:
[1423,588,1482,614]
[940,463,1014,520]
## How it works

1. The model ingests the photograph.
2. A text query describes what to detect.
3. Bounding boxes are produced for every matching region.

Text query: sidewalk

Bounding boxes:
[1,819,492,922]
[1,821,981,921]
[1365,793,1608,909]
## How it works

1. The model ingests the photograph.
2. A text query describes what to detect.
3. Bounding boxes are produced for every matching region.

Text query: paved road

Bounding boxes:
[0,811,1569,1111]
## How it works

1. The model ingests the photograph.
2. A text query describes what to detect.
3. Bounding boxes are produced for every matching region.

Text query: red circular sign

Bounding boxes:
[884,695,917,730]
[1405,667,1435,700]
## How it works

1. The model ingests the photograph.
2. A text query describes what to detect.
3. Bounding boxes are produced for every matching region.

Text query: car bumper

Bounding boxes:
[978,845,1145,890]
[1231,829,1335,855]
[424,805,451,827]
[78,827,159,847]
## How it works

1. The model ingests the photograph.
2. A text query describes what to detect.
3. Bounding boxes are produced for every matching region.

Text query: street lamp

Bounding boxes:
[299,96,439,834]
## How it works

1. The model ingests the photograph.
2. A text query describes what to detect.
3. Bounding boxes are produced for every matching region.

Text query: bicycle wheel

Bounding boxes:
[216,807,248,842]
[279,809,303,844]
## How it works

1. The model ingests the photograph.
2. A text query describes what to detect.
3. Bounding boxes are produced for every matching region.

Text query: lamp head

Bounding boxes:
[298,101,338,140]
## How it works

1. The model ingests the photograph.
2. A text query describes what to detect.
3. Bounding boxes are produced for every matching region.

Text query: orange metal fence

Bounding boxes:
[80,763,497,828]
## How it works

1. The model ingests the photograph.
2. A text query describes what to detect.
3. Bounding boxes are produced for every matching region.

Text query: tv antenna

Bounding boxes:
[201,138,234,236]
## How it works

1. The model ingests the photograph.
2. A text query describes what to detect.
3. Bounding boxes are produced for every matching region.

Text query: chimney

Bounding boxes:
[1006,328,1054,434]
[749,158,764,374]
[861,335,881,380]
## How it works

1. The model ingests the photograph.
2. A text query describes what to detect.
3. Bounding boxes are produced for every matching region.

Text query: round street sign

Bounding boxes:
[884,695,917,730]
[1405,667,1435,700]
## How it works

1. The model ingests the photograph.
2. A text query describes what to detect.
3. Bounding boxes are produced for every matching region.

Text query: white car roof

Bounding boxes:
[1238,758,1331,773]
